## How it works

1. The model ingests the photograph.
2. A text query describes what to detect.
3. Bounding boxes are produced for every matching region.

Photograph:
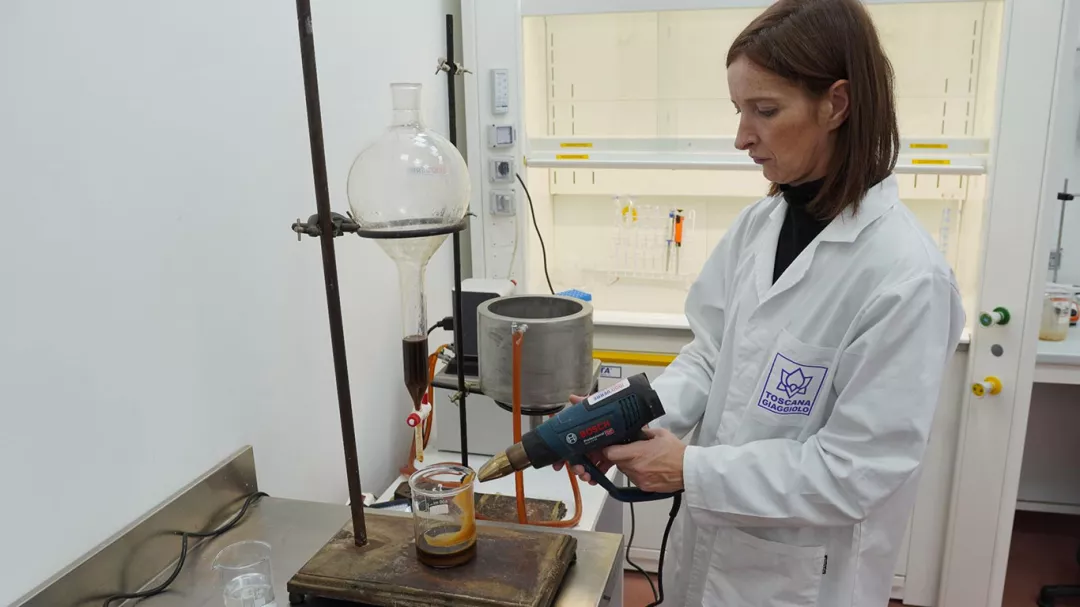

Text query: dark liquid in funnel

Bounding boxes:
[402,335,429,408]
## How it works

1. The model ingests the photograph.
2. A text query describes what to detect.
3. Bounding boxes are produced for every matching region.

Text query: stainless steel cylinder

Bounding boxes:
[477,295,594,413]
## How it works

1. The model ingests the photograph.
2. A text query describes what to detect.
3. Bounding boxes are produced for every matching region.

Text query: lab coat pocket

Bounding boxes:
[704,527,825,607]
[736,329,837,443]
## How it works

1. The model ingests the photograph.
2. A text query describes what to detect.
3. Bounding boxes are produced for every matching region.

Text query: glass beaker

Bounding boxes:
[212,540,276,607]
[408,464,477,568]
[1041,289,1072,341]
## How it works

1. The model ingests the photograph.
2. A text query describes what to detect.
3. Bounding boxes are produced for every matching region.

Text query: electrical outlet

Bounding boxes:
[489,157,514,183]
[490,190,515,216]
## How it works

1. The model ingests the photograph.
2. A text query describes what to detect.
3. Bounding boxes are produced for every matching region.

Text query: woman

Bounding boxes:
[565,0,966,605]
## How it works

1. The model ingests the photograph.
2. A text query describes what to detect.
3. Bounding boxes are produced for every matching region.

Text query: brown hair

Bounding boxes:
[727,0,899,220]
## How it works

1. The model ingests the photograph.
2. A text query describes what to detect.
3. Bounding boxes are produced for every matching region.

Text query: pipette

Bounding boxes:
[665,210,676,272]
[674,209,685,274]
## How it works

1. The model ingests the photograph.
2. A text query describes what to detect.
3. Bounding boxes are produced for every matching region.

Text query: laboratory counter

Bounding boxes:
[1036,326,1080,365]
[1035,327,1080,385]
[131,496,624,607]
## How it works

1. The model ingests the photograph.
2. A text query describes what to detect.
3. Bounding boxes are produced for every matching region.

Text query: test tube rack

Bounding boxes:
[608,196,697,284]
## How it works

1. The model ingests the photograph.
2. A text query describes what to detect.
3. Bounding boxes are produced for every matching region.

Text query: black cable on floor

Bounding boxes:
[515,172,555,294]
[646,492,682,607]
[100,491,269,607]
[626,500,659,603]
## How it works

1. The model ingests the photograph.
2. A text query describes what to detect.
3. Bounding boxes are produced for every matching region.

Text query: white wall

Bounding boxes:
[0,1,459,603]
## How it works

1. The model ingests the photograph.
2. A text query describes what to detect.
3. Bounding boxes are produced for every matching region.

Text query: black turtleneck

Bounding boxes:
[773,179,830,284]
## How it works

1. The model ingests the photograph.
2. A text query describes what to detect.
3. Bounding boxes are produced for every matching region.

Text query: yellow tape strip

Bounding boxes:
[556,154,589,160]
[909,143,949,149]
[560,142,594,148]
[911,159,952,165]
[594,350,677,366]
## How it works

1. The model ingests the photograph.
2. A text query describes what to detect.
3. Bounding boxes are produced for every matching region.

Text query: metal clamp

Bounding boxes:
[1050,179,1074,281]
[436,348,455,364]
[435,57,472,76]
[291,212,360,241]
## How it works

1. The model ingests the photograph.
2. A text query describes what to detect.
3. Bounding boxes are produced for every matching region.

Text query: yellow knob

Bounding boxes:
[971,376,1003,398]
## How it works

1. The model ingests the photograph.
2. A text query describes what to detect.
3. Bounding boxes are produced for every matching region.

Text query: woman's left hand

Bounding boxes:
[603,427,686,493]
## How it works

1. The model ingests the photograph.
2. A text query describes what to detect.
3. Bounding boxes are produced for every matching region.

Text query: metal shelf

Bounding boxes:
[525,136,989,176]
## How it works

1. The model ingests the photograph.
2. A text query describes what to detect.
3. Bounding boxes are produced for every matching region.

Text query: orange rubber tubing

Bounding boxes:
[502,328,582,529]
[512,330,528,524]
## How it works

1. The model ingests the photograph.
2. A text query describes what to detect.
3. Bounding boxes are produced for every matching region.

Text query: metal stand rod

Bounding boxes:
[446,14,458,149]
[444,12,470,468]
[1053,179,1071,284]
[453,231,469,466]
[294,0,366,546]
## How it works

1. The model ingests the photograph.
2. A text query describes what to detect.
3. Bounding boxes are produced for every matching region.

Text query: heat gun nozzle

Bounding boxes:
[477,443,531,482]
[478,452,512,482]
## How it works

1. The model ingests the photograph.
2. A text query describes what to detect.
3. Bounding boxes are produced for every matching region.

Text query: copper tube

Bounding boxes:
[512,329,528,525]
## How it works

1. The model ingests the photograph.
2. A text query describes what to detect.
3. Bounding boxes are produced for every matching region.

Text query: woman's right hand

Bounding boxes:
[551,394,615,485]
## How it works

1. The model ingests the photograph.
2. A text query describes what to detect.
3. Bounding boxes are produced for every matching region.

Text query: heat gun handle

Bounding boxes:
[570,456,679,503]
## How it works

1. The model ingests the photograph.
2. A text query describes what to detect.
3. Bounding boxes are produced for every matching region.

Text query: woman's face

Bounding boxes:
[727,55,849,185]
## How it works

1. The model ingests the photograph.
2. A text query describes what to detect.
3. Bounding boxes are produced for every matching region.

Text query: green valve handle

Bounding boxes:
[979,307,1011,327]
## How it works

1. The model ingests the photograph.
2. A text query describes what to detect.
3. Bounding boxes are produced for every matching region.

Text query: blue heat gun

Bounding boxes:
[476,373,680,503]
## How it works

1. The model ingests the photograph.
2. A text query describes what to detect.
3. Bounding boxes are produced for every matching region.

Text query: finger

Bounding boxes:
[572,464,585,477]
[588,452,612,471]
[553,461,564,472]
[604,443,641,463]
[580,472,592,483]
[641,426,663,439]
[569,394,584,404]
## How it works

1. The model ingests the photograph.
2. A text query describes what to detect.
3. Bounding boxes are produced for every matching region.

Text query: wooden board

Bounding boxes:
[287,510,577,607]
[392,481,569,523]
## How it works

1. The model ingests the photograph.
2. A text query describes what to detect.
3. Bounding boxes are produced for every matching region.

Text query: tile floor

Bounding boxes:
[621,511,1080,606]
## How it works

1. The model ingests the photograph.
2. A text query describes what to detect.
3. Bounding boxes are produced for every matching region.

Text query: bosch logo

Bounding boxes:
[565,433,578,445]
[579,420,612,439]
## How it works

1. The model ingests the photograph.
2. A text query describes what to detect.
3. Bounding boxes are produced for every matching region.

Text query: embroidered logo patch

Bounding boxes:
[757,353,829,416]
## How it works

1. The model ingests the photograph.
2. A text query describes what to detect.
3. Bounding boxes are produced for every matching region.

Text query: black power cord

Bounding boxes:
[647,492,682,607]
[100,491,269,607]
[515,173,555,294]
[427,315,454,335]
[623,476,682,606]
[625,486,659,603]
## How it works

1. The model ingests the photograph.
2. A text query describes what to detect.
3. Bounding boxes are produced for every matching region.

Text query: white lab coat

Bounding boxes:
[650,175,966,606]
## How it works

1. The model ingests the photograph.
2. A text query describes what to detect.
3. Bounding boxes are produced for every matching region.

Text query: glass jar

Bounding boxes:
[1040,289,1072,341]
[212,540,276,607]
[408,464,477,568]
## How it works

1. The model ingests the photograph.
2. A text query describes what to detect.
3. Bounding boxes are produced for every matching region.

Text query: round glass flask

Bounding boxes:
[346,83,470,409]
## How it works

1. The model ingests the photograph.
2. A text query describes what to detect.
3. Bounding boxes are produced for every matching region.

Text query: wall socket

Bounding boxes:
[489,157,514,183]
[490,189,516,216]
